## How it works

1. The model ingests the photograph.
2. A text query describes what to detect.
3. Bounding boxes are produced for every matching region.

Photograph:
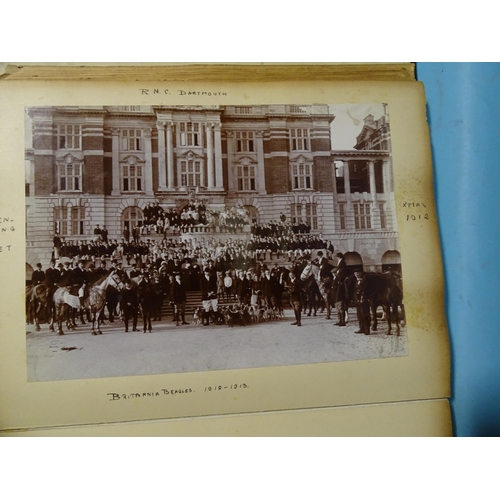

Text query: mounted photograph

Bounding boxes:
[25,103,407,382]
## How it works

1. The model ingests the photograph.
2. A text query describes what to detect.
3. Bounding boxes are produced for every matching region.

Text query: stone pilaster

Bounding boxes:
[256,131,266,194]
[206,123,214,189]
[157,121,167,190]
[166,121,174,189]
[214,123,223,189]
[111,128,120,195]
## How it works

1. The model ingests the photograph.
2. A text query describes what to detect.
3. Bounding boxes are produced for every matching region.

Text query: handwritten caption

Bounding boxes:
[140,88,228,97]
[0,216,15,253]
[402,202,429,222]
[107,384,248,402]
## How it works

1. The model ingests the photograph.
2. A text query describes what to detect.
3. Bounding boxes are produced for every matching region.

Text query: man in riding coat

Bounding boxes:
[31,263,45,286]
[69,260,89,324]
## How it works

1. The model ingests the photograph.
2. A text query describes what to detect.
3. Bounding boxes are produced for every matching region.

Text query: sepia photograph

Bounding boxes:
[25,103,407,382]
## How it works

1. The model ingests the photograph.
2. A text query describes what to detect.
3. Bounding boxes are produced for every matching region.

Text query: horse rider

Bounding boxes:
[69,260,89,324]
[31,263,45,286]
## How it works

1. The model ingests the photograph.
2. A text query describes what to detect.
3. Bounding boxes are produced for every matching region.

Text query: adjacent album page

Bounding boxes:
[0,75,450,433]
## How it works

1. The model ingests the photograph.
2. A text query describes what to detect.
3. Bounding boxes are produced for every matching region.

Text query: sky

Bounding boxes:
[329,103,386,150]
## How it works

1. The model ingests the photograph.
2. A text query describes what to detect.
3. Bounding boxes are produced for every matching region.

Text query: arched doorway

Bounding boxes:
[382,250,402,273]
[344,252,363,276]
[121,206,144,232]
[26,262,34,285]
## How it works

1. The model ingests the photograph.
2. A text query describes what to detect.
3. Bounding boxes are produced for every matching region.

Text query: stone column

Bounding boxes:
[383,158,392,193]
[143,127,153,195]
[111,128,120,195]
[206,123,214,189]
[166,121,175,189]
[343,160,351,202]
[256,131,266,194]
[368,160,377,199]
[157,121,167,191]
[214,123,223,189]
[225,131,235,191]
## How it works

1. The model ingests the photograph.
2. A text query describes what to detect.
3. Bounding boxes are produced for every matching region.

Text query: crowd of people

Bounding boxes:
[135,201,251,235]
[31,247,351,332]
[32,203,372,332]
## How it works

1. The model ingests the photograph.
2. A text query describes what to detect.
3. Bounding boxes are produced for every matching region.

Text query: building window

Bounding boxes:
[122,206,144,232]
[291,162,312,190]
[57,124,81,149]
[291,203,301,225]
[179,122,200,147]
[354,203,372,230]
[291,203,318,230]
[58,162,82,191]
[235,131,255,152]
[305,203,318,230]
[339,203,346,230]
[235,107,252,114]
[180,160,202,187]
[237,165,256,191]
[379,202,386,229]
[122,164,143,192]
[54,205,85,236]
[290,105,307,114]
[290,128,310,151]
[121,129,143,151]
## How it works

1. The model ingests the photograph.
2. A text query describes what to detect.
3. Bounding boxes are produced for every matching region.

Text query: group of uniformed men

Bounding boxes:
[31,250,373,334]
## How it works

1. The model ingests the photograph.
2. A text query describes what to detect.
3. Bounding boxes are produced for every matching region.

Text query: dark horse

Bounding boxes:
[345,271,404,336]
[26,284,56,332]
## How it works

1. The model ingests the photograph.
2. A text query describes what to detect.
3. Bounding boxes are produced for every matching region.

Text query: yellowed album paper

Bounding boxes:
[0,68,450,435]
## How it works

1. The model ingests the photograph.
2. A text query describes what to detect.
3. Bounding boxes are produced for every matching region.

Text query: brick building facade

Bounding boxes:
[25,104,401,271]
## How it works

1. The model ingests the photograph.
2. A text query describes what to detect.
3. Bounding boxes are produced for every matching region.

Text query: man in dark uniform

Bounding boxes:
[334,253,347,283]
[45,261,60,288]
[353,269,370,335]
[101,225,109,243]
[317,251,334,319]
[288,272,303,327]
[31,263,45,286]
[172,273,188,326]
[120,281,139,332]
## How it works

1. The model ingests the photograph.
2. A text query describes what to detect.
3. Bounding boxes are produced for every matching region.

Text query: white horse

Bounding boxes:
[53,271,123,336]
